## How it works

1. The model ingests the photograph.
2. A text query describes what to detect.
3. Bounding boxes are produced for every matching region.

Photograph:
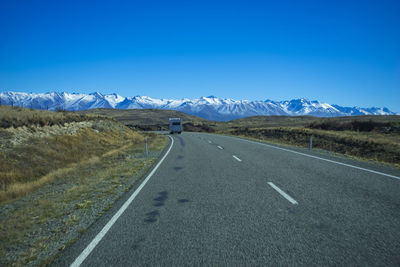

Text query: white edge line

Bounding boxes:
[231,136,400,181]
[70,135,174,267]
[217,145,223,149]
[232,155,242,162]
[268,182,298,205]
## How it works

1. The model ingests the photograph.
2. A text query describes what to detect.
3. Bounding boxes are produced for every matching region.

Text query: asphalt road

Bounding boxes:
[56,132,400,266]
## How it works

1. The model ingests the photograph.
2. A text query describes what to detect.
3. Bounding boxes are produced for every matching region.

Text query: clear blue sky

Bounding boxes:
[0,0,399,111]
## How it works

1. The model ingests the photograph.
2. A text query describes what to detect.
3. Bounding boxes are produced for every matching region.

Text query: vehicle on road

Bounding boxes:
[169,118,182,134]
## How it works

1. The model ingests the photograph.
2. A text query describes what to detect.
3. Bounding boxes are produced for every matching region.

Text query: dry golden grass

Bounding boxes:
[0,105,112,129]
[0,107,144,203]
[0,127,142,202]
[0,157,98,202]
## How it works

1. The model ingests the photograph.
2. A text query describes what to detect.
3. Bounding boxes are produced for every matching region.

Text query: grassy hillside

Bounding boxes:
[218,114,400,129]
[218,115,318,129]
[0,106,168,265]
[78,108,208,129]
[0,106,125,200]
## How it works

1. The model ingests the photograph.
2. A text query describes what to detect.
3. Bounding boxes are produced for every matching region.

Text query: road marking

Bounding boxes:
[230,136,400,181]
[268,182,298,205]
[217,146,223,149]
[70,136,174,267]
[232,155,242,162]
[208,140,212,143]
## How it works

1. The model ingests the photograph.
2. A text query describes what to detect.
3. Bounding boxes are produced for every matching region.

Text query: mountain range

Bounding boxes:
[0,91,396,121]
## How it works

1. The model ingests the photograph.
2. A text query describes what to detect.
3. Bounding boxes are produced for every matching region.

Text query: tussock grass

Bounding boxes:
[0,125,143,202]
[0,156,98,202]
[0,107,144,203]
[0,105,111,129]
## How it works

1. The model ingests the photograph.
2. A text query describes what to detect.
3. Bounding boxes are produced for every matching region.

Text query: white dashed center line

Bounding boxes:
[208,140,212,143]
[268,182,298,205]
[232,155,242,162]
[217,146,223,150]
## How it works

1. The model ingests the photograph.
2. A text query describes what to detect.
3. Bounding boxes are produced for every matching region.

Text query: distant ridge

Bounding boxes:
[0,91,396,121]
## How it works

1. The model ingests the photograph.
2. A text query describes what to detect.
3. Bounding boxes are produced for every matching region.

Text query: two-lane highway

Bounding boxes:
[56,132,400,266]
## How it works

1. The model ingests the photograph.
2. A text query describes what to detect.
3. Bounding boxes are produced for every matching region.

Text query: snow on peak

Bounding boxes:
[0,91,396,121]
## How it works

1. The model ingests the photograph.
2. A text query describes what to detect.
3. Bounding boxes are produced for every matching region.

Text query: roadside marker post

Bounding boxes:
[309,136,313,150]
[145,137,148,157]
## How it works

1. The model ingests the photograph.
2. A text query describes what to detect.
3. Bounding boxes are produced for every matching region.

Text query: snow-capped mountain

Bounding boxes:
[0,91,396,121]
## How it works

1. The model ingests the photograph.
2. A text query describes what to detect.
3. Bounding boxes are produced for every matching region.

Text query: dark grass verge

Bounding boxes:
[227,127,400,166]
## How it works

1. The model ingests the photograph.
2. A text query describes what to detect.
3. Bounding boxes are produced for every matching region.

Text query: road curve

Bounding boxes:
[56,132,400,266]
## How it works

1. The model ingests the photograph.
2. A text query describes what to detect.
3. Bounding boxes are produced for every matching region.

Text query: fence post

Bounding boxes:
[145,137,148,157]
[309,136,313,150]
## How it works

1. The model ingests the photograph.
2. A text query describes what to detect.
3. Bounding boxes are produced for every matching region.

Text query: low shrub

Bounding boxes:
[307,119,400,133]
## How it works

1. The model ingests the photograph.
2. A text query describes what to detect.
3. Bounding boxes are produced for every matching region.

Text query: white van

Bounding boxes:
[169,118,182,134]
